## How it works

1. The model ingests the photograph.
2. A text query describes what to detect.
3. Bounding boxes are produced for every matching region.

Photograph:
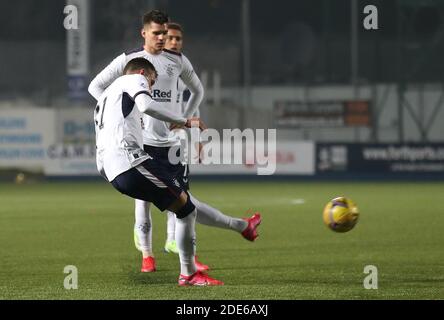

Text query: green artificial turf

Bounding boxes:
[0,181,443,299]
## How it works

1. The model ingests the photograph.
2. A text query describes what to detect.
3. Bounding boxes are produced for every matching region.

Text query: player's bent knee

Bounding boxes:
[169,192,187,211]
[169,192,195,219]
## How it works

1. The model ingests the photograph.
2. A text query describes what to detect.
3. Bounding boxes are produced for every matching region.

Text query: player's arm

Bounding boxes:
[128,75,206,129]
[179,55,204,118]
[88,53,126,100]
[136,94,205,129]
[181,87,203,159]
[135,93,187,126]
[182,89,200,117]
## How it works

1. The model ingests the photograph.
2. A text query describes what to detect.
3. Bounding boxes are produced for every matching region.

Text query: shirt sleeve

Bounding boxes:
[127,75,187,125]
[88,53,126,101]
[124,74,151,99]
[180,54,204,118]
[135,94,187,125]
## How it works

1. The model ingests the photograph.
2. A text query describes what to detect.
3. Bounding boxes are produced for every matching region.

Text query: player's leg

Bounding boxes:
[165,211,211,273]
[166,207,209,271]
[168,192,222,286]
[178,160,260,240]
[134,199,156,272]
[189,194,262,241]
[130,159,221,285]
[173,163,209,271]
[164,211,178,253]
[134,200,153,255]
[168,192,196,276]
[165,210,209,270]
[143,145,179,255]
[164,153,186,255]
[110,167,155,272]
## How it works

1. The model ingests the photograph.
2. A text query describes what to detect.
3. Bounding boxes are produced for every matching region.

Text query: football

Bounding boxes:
[323,197,359,232]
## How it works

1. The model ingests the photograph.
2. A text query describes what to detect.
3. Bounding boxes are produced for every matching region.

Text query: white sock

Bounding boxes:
[175,209,197,276]
[189,194,248,233]
[166,211,176,243]
[134,199,153,257]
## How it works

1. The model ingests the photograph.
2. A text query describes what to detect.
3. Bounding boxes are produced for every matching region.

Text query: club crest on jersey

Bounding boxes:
[165,64,175,77]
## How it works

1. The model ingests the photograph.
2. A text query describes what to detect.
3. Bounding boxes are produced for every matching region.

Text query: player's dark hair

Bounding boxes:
[167,22,183,33]
[142,10,169,26]
[123,58,157,78]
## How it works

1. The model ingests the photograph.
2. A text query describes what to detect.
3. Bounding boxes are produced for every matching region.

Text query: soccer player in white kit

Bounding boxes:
[88,10,261,275]
[163,22,200,255]
[95,57,223,285]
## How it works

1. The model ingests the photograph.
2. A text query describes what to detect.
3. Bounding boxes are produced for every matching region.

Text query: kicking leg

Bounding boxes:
[189,194,262,241]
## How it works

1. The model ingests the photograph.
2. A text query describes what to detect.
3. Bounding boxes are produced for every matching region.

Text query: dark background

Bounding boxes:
[1,0,443,103]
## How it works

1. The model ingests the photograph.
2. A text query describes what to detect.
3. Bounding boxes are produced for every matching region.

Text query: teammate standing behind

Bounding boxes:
[154,20,261,272]
[163,22,200,255]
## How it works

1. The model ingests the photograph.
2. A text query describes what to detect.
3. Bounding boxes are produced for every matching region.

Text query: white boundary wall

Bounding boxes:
[0,107,315,176]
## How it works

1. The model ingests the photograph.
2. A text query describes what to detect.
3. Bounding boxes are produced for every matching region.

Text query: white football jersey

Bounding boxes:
[89,48,201,148]
[174,78,200,163]
[94,74,151,182]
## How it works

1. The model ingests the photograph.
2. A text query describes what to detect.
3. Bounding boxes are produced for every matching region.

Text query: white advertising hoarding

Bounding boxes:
[190,141,315,175]
[0,107,315,177]
[0,108,56,171]
[45,107,97,176]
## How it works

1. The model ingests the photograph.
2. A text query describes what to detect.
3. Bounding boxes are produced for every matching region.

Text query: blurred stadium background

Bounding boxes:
[1,0,444,179]
[0,0,443,299]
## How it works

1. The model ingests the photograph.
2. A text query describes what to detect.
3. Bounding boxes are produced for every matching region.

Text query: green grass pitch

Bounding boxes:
[0,180,443,299]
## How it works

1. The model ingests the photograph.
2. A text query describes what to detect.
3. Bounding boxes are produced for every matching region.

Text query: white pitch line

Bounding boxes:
[291,199,306,205]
